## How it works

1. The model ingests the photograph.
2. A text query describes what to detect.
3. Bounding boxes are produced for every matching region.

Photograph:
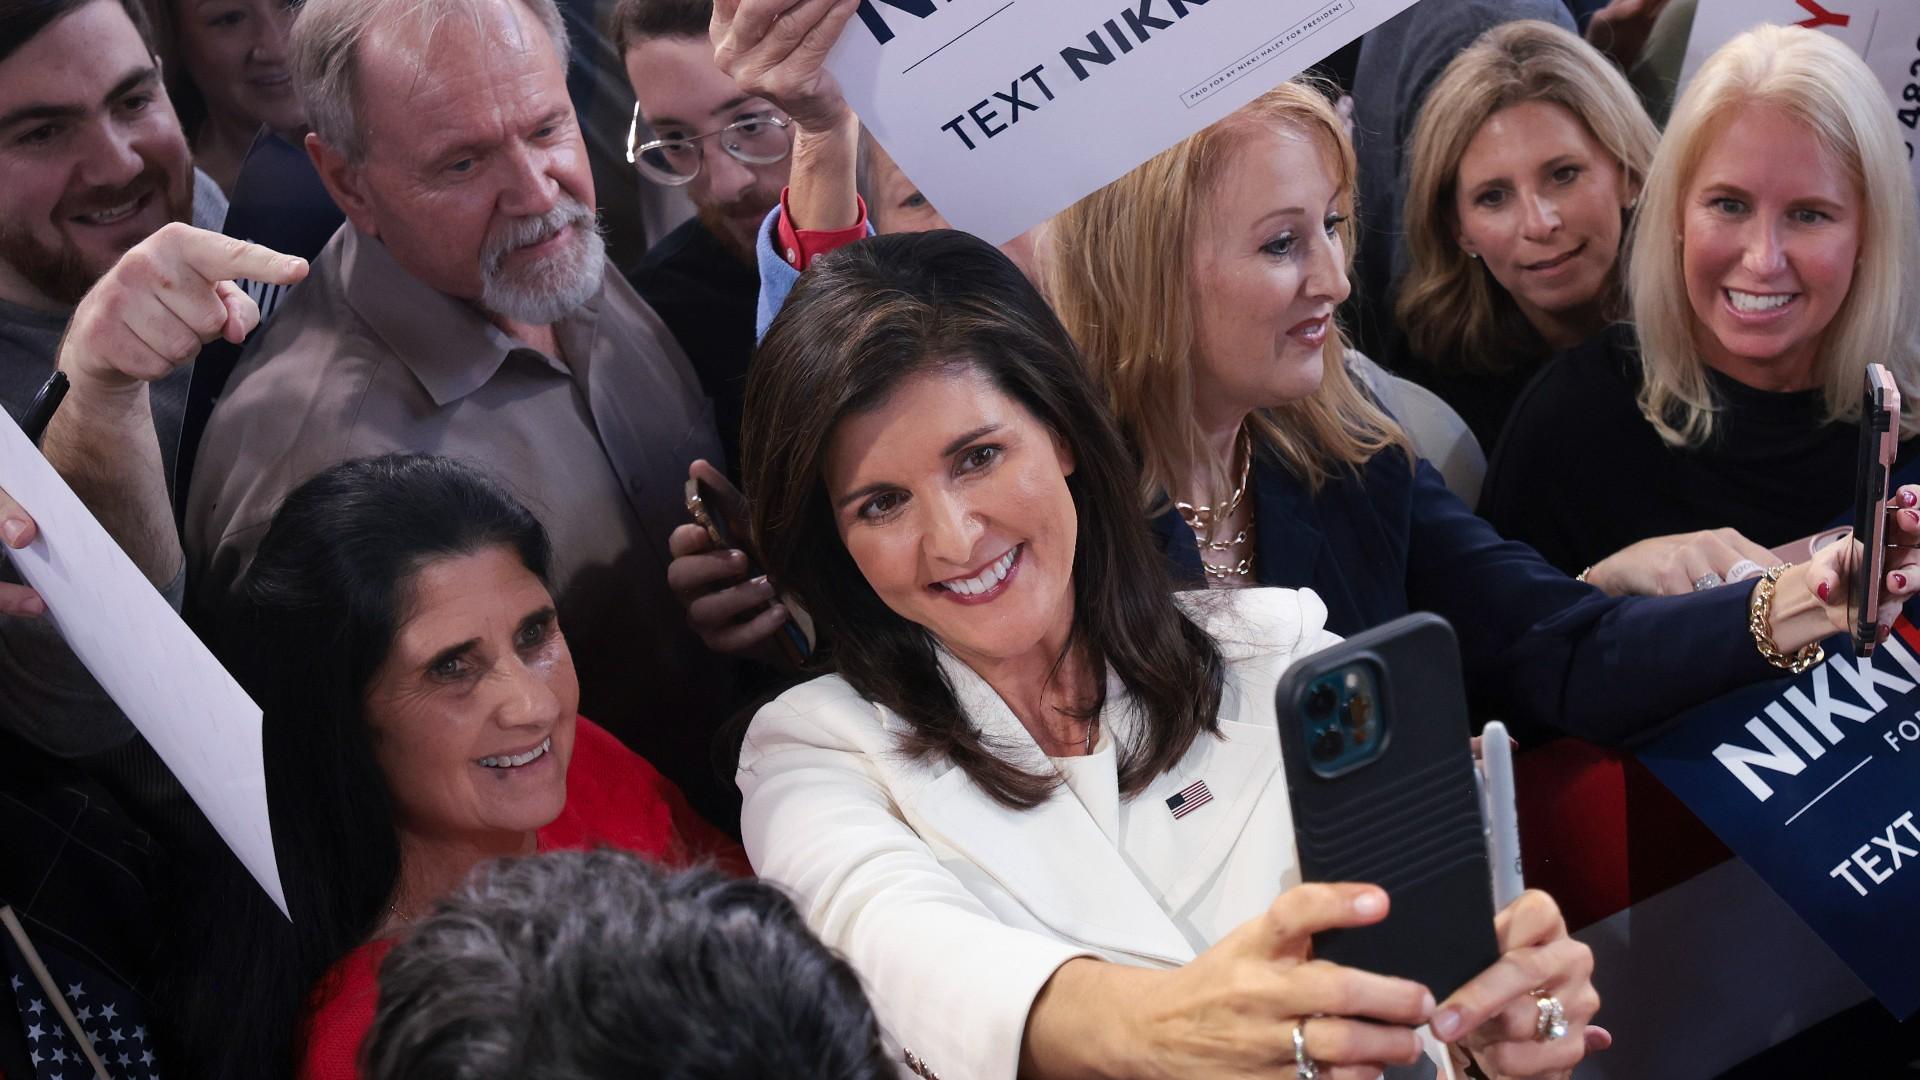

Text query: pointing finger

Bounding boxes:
[167,225,308,289]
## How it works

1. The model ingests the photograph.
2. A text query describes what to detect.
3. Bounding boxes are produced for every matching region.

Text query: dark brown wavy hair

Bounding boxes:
[743,230,1225,809]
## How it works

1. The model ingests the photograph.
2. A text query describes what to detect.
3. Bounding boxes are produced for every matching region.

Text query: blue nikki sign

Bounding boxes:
[1639,598,1920,1019]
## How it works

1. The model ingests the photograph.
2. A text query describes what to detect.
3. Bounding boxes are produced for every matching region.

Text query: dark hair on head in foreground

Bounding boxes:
[362,849,896,1080]
[610,0,710,53]
[0,0,156,65]
[743,228,1225,810]
[159,453,553,1080]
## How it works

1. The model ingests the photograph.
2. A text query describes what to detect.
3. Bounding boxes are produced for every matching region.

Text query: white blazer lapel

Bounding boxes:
[1119,672,1290,915]
[897,653,1196,966]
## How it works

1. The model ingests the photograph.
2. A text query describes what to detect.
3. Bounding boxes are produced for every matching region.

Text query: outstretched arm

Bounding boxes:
[39,223,306,588]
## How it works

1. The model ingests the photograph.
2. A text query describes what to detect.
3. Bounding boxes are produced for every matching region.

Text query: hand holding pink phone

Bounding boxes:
[1851,364,1901,656]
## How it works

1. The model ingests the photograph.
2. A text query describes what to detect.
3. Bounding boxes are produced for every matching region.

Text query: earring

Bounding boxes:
[1468,252,1481,260]
[1627,197,1639,210]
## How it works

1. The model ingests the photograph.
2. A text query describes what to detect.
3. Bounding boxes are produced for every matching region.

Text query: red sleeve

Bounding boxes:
[660,767,752,876]
[548,717,748,875]
[774,187,869,271]
[297,940,394,1080]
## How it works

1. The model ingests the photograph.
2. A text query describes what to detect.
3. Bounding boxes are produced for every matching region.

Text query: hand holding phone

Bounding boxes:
[672,460,815,666]
[1851,364,1901,656]
[1276,613,1499,1000]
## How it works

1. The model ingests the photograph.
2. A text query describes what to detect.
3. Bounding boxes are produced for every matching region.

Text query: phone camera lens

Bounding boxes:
[1305,684,1337,718]
[1310,726,1344,762]
[1344,693,1373,745]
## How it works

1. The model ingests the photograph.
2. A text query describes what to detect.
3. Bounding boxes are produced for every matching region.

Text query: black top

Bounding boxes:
[1481,324,1915,575]
[1383,328,1544,455]
[627,217,760,476]
[1148,444,1771,746]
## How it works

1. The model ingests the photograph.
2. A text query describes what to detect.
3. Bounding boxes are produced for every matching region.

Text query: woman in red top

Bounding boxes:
[159,454,743,1080]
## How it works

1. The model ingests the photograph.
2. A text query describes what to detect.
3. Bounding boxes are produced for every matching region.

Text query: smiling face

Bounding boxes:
[320,0,602,326]
[1681,104,1862,388]
[1453,100,1632,348]
[171,0,302,138]
[623,33,786,256]
[0,0,192,309]
[363,545,580,847]
[824,365,1079,670]
[1188,121,1350,427]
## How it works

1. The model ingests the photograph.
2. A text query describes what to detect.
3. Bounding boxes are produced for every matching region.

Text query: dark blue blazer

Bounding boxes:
[1150,447,1777,745]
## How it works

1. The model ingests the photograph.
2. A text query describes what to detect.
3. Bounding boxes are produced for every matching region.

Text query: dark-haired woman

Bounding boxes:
[737,230,1604,1080]
[159,454,743,1080]
[161,0,305,195]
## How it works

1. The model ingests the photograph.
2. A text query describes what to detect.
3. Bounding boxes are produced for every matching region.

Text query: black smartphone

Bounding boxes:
[1852,364,1901,657]
[1275,612,1499,1000]
[683,466,815,667]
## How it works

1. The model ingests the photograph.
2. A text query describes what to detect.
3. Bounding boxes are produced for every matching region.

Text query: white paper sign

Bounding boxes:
[0,412,285,917]
[828,0,1424,244]
[1681,0,1920,191]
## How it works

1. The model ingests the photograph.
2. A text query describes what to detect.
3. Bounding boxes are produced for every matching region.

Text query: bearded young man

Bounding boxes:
[0,0,226,466]
[614,0,793,473]
[183,0,749,828]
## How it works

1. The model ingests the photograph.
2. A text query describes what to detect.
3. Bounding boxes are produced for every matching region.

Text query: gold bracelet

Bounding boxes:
[1749,564,1824,674]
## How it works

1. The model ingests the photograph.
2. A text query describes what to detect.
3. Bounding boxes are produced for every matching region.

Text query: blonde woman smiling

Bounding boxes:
[1483,24,1920,580]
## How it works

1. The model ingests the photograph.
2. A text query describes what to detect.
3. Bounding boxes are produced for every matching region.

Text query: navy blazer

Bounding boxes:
[1150,447,1778,745]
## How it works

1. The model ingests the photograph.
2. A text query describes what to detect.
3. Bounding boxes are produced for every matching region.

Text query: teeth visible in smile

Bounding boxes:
[938,546,1017,595]
[75,199,141,225]
[1728,289,1793,313]
[478,736,551,769]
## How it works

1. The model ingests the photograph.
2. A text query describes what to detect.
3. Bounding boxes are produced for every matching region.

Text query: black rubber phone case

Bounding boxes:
[1276,613,1499,999]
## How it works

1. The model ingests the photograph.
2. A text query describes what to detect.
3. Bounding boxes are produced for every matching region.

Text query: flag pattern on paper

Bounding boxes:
[3,930,162,1080]
[1166,780,1214,820]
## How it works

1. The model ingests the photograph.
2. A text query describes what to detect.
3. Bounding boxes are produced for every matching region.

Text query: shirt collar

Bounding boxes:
[335,225,588,406]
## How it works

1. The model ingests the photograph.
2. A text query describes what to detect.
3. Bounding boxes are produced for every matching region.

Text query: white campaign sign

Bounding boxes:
[0,411,285,917]
[827,0,1424,244]
[1682,0,1920,191]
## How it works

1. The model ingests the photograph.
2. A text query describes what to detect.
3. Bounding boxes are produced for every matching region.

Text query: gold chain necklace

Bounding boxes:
[1178,429,1255,580]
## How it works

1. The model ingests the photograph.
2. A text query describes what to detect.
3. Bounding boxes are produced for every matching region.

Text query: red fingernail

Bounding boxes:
[1897,574,1909,591]
[1881,624,1894,643]
[1817,581,1831,601]
[1902,489,1916,507]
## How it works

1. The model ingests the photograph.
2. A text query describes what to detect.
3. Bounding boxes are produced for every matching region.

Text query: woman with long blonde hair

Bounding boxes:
[1395,20,1657,449]
[1044,78,1917,744]
[1483,23,1920,579]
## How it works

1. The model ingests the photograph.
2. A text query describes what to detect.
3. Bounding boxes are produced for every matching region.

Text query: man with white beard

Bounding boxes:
[184,0,745,826]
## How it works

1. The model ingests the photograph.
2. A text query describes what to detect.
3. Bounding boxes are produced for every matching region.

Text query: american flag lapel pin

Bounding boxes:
[1166,779,1213,820]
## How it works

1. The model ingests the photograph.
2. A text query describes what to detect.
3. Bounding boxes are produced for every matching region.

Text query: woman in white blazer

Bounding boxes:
[736,230,1602,1080]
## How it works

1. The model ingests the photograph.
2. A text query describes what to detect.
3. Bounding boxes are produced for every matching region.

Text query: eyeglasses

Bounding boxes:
[624,105,793,186]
